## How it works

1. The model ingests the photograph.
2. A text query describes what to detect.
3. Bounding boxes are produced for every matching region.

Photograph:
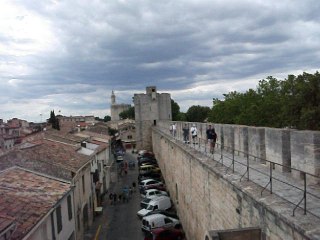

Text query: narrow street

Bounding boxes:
[84,152,145,240]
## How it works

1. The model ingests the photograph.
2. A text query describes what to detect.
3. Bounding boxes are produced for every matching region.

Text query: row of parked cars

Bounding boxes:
[136,150,186,240]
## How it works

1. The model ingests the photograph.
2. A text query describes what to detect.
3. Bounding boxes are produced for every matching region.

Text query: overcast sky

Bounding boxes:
[1,0,319,122]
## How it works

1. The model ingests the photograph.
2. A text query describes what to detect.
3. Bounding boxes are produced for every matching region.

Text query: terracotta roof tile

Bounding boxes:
[0,139,91,181]
[0,167,71,240]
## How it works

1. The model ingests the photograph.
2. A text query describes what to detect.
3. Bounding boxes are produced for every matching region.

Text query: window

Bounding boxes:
[56,205,62,233]
[68,232,75,240]
[51,212,56,240]
[164,218,173,224]
[82,175,85,193]
[67,195,72,220]
[77,214,80,230]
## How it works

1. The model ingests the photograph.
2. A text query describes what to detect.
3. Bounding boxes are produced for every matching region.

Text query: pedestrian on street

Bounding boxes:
[124,161,128,175]
[113,193,117,205]
[132,181,136,192]
[109,192,114,205]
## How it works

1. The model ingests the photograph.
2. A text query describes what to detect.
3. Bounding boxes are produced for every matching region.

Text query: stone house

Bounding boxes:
[0,167,75,240]
[0,138,93,240]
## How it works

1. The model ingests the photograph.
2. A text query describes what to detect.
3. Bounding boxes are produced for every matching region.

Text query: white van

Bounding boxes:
[141,213,180,232]
[137,195,171,218]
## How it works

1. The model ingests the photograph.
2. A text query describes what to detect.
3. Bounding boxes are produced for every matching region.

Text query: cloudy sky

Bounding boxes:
[1,0,319,122]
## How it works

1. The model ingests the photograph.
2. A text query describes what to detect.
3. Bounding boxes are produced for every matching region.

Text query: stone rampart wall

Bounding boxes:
[152,128,319,240]
[157,121,320,183]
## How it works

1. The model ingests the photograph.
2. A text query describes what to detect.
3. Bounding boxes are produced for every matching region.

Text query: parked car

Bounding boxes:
[141,198,154,209]
[138,172,162,182]
[137,196,172,218]
[141,189,168,199]
[139,179,163,190]
[116,155,124,162]
[144,227,185,240]
[142,214,180,232]
[139,164,161,175]
[138,151,155,160]
[140,192,169,209]
[139,157,158,166]
[143,184,167,192]
[143,210,179,219]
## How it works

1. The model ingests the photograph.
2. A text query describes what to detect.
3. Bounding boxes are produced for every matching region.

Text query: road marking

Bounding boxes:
[94,225,102,240]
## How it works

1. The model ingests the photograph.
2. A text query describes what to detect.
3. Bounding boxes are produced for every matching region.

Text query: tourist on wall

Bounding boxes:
[190,124,198,144]
[172,123,177,137]
[206,124,217,153]
[170,123,177,137]
[182,123,190,143]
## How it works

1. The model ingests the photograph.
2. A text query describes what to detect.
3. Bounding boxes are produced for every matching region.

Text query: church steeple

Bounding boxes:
[111,90,116,104]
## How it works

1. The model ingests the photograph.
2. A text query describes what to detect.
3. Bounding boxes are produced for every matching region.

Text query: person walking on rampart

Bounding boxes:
[182,123,190,143]
[170,123,176,137]
[190,124,198,145]
[172,123,177,137]
[206,124,217,154]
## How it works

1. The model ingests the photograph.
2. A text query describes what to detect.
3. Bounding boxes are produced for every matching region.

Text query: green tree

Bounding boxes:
[108,127,118,136]
[104,115,111,122]
[208,71,320,130]
[119,106,135,119]
[48,110,60,130]
[186,105,211,122]
[171,99,180,121]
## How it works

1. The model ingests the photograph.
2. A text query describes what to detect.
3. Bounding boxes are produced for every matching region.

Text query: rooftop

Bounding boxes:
[0,139,91,180]
[0,167,71,239]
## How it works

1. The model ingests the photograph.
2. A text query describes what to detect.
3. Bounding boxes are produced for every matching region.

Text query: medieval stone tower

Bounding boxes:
[134,86,172,151]
[110,90,131,121]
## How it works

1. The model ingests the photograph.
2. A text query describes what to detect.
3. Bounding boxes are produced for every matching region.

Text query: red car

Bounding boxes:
[144,227,185,240]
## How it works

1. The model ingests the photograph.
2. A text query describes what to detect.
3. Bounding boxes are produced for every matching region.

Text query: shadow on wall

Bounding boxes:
[205,227,264,240]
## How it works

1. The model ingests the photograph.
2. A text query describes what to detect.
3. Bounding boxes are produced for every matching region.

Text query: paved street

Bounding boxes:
[84,152,145,240]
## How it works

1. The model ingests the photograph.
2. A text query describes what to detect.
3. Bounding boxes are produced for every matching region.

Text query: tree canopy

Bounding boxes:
[171,99,181,121]
[119,106,135,120]
[186,105,211,122]
[48,110,60,130]
[208,71,320,130]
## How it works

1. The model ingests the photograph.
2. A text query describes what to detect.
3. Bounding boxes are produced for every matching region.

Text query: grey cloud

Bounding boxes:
[1,0,320,121]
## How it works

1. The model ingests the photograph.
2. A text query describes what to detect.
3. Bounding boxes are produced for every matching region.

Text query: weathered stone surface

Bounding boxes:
[152,128,320,240]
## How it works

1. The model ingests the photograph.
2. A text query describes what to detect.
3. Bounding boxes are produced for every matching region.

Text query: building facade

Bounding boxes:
[110,90,131,121]
[134,86,171,150]
[0,167,75,240]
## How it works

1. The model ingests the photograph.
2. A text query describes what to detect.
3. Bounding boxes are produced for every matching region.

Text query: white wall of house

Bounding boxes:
[25,192,75,240]
[73,164,93,240]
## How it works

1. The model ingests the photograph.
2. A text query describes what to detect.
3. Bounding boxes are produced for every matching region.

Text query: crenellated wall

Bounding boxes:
[157,121,320,184]
[152,127,320,240]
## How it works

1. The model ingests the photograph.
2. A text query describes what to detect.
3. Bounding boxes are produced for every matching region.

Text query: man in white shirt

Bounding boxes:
[190,124,198,144]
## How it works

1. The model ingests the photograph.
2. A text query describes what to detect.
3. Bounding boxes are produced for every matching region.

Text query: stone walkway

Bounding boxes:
[170,132,320,219]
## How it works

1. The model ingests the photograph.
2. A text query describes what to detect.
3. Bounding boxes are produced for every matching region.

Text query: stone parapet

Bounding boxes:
[152,127,320,240]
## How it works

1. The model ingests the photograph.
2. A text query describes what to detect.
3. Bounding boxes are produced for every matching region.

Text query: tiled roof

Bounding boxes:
[44,130,88,145]
[0,139,91,181]
[0,167,71,240]
[0,214,15,236]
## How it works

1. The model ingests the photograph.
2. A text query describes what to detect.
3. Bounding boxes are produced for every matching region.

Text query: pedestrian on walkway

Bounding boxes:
[206,124,217,154]
[182,123,189,143]
[172,123,177,138]
[132,181,136,192]
[190,124,198,145]
[124,161,128,175]
[113,193,117,205]
[109,192,114,205]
